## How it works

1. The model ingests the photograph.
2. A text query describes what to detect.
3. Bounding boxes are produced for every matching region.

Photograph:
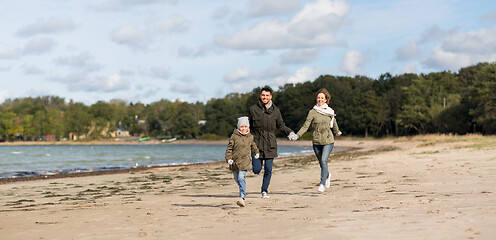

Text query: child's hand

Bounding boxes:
[227,159,234,165]
[254,153,259,159]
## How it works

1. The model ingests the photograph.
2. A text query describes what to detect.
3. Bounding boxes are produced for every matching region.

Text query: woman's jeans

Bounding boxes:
[313,143,334,185]
[233,171,247,199]
[252,157,273,193]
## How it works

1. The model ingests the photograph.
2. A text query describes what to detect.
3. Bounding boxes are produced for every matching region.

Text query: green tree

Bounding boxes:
[397,76,431,134]
[174,103,199,138]
[461,62,496,134]
[65,102,91,140]
[204,98,238,137]
[0,112,22,141]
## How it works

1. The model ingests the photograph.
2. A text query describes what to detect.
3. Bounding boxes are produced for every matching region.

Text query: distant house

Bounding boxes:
[116,128,130,137]
[44,135,56,141]
[198,120,206,125]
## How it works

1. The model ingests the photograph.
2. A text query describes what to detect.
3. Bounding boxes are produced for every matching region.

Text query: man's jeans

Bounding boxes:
[252,157,273,193]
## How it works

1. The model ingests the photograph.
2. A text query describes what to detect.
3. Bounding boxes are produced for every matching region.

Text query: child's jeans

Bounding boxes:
[233,171,247,199]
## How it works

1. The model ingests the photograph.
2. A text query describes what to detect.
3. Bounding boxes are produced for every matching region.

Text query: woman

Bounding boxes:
[291,88,341,192]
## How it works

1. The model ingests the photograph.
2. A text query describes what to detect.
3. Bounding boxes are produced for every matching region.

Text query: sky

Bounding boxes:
[1,0,495,105]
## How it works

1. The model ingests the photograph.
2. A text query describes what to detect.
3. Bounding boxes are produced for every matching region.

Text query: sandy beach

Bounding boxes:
[1,135,495,239]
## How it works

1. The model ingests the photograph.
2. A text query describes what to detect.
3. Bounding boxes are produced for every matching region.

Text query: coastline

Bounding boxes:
[0,139,316,184]
[1,135,495,239]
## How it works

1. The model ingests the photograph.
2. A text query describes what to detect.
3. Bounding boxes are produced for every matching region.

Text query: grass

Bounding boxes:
[394,134,496,148]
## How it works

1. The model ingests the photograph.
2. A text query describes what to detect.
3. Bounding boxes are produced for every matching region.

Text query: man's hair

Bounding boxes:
[261,86,273,94]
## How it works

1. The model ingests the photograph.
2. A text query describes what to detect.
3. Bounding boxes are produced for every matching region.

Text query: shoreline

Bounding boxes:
[0,139,317,185]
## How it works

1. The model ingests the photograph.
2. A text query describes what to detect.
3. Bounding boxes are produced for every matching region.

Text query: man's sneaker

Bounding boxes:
[261,191,270,199]
[236,198,246,207]
[325,173,331,188]
[318,184,325,192]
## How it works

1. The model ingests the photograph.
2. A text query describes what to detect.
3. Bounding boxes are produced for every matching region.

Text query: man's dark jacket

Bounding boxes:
[249,100,293,159]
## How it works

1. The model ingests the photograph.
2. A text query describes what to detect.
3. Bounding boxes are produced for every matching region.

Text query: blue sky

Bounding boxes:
[1,0,495,105]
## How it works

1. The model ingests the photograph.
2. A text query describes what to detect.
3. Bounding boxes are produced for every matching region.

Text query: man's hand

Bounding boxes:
[288,132,298,141]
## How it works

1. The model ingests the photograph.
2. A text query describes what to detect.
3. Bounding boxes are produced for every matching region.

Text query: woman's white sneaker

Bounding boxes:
[318,184,325,192]
[325,173,331,188]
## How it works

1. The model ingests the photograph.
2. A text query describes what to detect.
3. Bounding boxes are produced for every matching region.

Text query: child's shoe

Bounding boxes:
[318,184,325,192]
[236,198,246,207]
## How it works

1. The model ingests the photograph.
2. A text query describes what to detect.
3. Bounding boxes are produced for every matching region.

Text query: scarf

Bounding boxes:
[238,129,250,135]
[265,100,273,110]
[313,103,336,128]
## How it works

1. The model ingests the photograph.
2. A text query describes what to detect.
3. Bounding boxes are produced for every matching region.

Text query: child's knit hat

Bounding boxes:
[237,116,249,129]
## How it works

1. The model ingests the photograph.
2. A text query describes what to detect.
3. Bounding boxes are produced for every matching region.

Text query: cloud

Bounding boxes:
[223,67,252,83]
[423,27,496,71]
[21,64,45,75]
[0,90,10,104]
[223,63,315,93]
[211,5,231,20]
[149,16,190,34]
[150,66,171,80]
[54,52,103,72]
[272,66,316,85]
[399,63,417,74]
[248,0,301,17]
[111,26,148,49]
[280,48,320,64]
[340,50,369,76]
[27,87,51,97]
[53,71,132,92]
[93,0,177,11]
[419,25,458,44]
[395,41,421,61]
[112,16,189,50]
[22,37,56,55]
[170,81,199,94]
[0,43,18,59]
[16,18,75,37]
[481,11,496,22]
[215,0,349,50]
[78,72,132,92]
[177,44,220,58]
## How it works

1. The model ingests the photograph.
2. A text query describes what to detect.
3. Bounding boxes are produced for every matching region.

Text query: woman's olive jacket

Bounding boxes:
[296,109,340,145]
[225,130,259,171]
[249,100,293,159]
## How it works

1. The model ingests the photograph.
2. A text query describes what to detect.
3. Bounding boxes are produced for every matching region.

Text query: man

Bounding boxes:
[249,86,296,198]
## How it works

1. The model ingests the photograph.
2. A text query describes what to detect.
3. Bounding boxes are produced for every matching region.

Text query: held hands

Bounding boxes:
[227,159,234,165]
[336,131,342,136]
[288,132,298,141]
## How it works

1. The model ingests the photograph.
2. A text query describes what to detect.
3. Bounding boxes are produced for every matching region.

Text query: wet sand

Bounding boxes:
[1,135,495,239]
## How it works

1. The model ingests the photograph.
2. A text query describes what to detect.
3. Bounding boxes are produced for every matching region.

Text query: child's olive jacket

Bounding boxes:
[296,109,340,145]
[225,130,259,171]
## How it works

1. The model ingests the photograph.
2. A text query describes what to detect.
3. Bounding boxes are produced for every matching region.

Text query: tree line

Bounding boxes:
[0,62,494,141]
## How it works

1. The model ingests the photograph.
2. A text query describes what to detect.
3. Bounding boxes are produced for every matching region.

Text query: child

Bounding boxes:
[225,116,259,207]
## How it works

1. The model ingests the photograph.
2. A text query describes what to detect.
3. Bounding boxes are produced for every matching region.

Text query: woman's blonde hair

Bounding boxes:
[316,88,331,103]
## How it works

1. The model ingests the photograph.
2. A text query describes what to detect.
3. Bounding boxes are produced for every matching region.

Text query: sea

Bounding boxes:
[0,144,316,178]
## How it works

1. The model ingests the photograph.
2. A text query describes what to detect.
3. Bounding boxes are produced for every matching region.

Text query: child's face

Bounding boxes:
[239,125,249,134]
